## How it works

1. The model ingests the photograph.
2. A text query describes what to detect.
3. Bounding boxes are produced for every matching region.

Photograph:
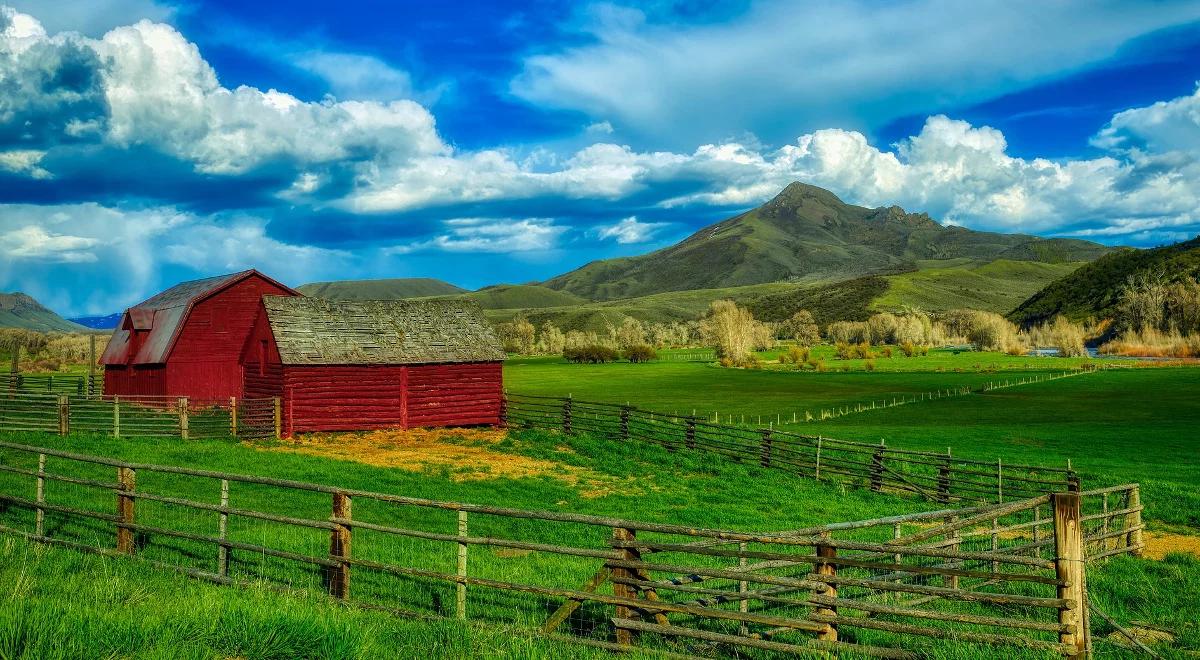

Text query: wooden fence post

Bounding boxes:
[1125,486,1143,557]
[814,535,838,642]
[457,510,468,620]
[685,417,696,450]
[116,466,136,554]
[620,405,631,440]
[996,458,1003,503]
[1052,492,1086,659]
[178,397,189,440]
[326,492,352,599]
[35,453,45,537]
[499,392,508,428]
[937,455,951,503]
[58,394,69,436]
[562,396,573,435]
[814,436,822,479]
[113,396,120,438]
[229,397,238,437]
[870,445,885,492]
[217,479,229,577]
[273,397,282,439]
[612,526,639,646]
[759,429,772,467]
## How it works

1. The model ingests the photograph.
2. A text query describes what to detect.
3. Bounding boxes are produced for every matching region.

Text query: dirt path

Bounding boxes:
[248,428,648,498]
[1143,530,1200,560]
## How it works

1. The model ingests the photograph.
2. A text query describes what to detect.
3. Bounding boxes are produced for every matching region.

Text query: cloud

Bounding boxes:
[386,218,567,254]
[294,51,431,104]
[1093,84,1200,154]
[1,225,97,262]
[512,0,1200,146]
[4,0,172,37]
[595,216,669,244]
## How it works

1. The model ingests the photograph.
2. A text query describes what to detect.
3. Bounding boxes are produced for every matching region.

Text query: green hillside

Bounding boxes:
[874,259,1084,313]
[297,277,466,300]
[455,284,588,310]
[0,293,88,332]
[1009,236,1200,326]
[543,182,1113,300]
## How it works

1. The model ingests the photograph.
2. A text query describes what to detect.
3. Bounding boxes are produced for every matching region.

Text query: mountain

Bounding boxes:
[454,285,588,310]
[1010,236,1200,326]
[0,293,89,332]
[297,277,466,300]
[543,182,1113,301]
[69,313,122,330]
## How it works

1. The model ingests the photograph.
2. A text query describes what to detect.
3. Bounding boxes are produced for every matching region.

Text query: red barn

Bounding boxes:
[241,295,505,435]
[100,270,299,399]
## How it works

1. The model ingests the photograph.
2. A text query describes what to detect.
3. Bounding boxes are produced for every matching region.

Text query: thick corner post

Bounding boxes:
[1052,492,1086,659]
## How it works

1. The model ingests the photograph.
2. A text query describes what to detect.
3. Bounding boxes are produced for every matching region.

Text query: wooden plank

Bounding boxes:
[542,566,612,634]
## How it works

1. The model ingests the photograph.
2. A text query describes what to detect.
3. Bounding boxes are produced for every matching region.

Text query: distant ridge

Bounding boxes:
[1010,235,1200,326]
[0,293,89,332]
[297,277,466,300]
[543,182,1114,301]
[69,313,122,330]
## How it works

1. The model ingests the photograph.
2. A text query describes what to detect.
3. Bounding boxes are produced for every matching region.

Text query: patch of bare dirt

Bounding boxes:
[248,428,644,498]
[1143,530,1200,560]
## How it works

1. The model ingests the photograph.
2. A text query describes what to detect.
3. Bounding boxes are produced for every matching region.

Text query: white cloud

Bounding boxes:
[512,0,1200,145]
[386,218,567,254]
[1,225,97,261]
[0,149,50,178]
[294,51,429,104]
[595,216,669,244]
[1093,84,1200,154]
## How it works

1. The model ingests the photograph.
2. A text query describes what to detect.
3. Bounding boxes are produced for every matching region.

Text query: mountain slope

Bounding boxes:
[544,182,1113,301]
[297,278,466,300]
[1010,236,1200,325]
[0,293,88,332]
[454,285,588,310]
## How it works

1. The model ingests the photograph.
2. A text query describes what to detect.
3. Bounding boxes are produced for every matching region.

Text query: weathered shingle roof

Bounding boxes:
[101,270,296,365]
[261,296,505,365]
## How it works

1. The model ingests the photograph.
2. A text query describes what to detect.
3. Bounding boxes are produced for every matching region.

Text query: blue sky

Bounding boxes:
[2,0,1200,315]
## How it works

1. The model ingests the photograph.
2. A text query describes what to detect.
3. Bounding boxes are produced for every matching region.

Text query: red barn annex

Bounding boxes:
[241,295,505,436]
[101,270,299,399]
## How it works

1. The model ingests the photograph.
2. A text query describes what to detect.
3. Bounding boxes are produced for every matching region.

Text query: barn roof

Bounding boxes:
[101,270,295,365]
[261,296,505,365]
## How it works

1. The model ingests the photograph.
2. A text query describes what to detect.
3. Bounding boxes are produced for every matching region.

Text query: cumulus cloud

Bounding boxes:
[512,0,1200,146]
[386,218,567,254]
[595,216,670,244]
[1,225,97,262]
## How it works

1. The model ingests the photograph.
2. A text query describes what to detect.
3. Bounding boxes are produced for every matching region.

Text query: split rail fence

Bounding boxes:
[0,391,280,440]
[506,394,1078,505]
[0,440,1142,659]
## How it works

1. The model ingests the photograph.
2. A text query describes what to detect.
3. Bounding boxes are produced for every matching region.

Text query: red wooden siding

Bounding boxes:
[102,364,167,396]
[239,307,284,400]
[164,276,293,400]
[406,362,503,428]
[275,362,502,435]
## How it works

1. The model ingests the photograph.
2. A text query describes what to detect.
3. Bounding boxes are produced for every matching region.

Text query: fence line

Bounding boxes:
[0,440,1142,658]
[0,391,280,440]
[506,393,1078,505]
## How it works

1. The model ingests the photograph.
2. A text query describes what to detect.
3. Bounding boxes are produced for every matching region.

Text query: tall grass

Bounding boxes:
[1100,328,1200,358]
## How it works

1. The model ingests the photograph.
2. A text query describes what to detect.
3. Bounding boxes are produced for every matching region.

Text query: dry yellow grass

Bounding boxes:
[248,427,649,498]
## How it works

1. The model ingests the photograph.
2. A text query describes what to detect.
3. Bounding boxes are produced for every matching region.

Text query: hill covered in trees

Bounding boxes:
[1009,236,1200,326]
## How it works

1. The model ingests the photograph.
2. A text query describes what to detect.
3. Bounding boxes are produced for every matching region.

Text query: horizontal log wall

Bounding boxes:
[0,439,1127,659]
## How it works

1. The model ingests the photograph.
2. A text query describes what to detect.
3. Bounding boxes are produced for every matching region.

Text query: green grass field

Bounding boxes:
[2,351,1198,658]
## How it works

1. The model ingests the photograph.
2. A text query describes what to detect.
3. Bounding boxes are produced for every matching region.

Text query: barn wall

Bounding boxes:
[407,362,503,428]
[280,361,502,435]
[282,365,406,434]
[102,365,167,396]
[240,307,284,400]
[165,275,294,400]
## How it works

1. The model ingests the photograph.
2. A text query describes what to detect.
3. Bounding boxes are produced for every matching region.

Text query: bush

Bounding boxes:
[778,345,810,365]
[864,359,876,371]
[811,359,826,372]
[623,345,658,363]
[563,345,619,364]
[881,346,893,358]
[854,342,875,359]
[827,321,868,344]
[834,342,853,359]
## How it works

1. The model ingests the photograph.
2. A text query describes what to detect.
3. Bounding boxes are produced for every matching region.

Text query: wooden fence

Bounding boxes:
[4,373,97,396]
[506,394,1079,505]
[0,391,280,440]
[0,440,1142,658]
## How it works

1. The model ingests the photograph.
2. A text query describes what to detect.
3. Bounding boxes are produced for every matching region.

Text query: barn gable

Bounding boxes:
[101,270,295,366]
[260,296,505,365]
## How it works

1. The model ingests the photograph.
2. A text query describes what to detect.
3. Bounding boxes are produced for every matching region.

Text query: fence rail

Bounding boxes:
[506,394,1078,505]
[0,391,281,440]
[4,373,97,396]
[0,440,1141,658]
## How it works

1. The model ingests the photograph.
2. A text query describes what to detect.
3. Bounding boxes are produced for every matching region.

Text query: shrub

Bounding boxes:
[834,342,853,359]
[826,321,868,344]
[623,345,658,363]
[864,359,876,371]
[813,359,827,372]
[563,345,619,363]
[899,341,916,357]
[881,346,893,358]
[854,342,875,359]
[779,345,810,365]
